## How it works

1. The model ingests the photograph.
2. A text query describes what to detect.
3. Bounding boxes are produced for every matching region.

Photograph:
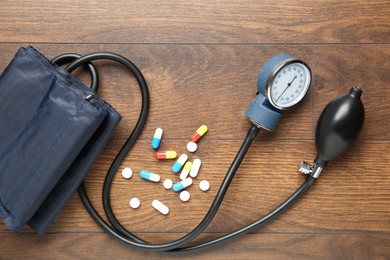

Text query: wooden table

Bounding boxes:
[1,1,389,259]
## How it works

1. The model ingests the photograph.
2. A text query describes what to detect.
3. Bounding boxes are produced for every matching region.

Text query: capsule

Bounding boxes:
[151,128,163,149]
[190,125,208,142]
[189,159,202,178]
[172,154,188,173]
[172,178,193,192]
[156,151,177,160]
[139,170,160,182]
[180,161,193,180]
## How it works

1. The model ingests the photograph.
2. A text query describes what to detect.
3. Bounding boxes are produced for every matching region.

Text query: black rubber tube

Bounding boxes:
[175,176,316,251]
[51,53,99,92]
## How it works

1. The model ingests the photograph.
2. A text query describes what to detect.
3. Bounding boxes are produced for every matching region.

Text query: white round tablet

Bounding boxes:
[122,168,133,179]
[180,190,191,202]
[187,141,198,153]
[199,180,210,191]
[129,197,140,209]
[163,179,173,189]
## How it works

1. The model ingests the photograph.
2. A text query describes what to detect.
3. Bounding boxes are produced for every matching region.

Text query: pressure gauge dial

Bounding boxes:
[266,60,311,110]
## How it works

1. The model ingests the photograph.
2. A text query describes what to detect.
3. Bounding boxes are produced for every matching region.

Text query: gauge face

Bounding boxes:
[268,61,311,110]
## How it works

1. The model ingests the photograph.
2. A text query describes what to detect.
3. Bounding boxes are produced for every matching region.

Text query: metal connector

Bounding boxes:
[297,160,323,179]
[311,165,323,179]
[85,94,96,101]
[298,160,313,175]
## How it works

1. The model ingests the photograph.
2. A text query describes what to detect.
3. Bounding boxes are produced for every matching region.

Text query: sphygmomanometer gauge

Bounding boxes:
[266,59,311,110]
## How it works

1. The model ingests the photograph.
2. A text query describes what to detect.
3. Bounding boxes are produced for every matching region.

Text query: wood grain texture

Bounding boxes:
[0,0,389,43]
[1,0,390,259]
[1,233,390,259]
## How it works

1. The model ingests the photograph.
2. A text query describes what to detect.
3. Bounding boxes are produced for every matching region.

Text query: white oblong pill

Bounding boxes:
[187,141,198,153]
[199,180,210,191]
[152,199,169,215]
[180,190,191,202]
[163,179,173,189]
[129,197,140,209]
[189,159,201,178]
[122,168,133,179]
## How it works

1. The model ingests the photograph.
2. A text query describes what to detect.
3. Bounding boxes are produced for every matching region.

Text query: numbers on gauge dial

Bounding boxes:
[270,62,310,108]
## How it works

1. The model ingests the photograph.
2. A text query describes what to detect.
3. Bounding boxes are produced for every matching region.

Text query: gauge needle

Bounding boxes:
[276,75,297,102]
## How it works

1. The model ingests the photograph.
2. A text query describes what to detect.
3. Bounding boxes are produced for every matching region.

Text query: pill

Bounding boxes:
[163,179,173,189]
[199,180,210,191]
[186,141,198,153]
[152,199,169,215]
[129,197,140,209]
[172,154,188,173]
[140,170,160,182]
[121,168,133,179]
[189,159,202,178]
[180,191,191,202]
[172,178,193,192]
[156,150,177,160]
[180,161,193,180]
[190,125,208,142]
[151,128,163,149]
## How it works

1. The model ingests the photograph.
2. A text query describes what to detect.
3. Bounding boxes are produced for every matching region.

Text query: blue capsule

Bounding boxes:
[140,170,160,182]
[172,178,193,192]
[151,128,163,150]
[172,154,188,173]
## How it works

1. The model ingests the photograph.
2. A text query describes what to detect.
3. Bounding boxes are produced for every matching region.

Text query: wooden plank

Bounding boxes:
[0,0,389,43]
[1,233,390,259]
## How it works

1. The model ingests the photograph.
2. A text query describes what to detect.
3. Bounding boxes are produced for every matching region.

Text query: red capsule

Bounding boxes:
[190,125,208,142]
[155,151,177,160]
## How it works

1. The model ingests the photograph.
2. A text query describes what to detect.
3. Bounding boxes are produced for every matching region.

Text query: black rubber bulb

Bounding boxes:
[314,87,365,167]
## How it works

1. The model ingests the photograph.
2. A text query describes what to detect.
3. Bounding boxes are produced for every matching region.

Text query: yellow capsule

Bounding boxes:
[156,151,177,160]
[180,161,193,180]
[190,125,208,142]
[183,161,192,172]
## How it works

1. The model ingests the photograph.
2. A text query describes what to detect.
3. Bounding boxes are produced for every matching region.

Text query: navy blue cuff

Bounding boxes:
[0,47,121,233]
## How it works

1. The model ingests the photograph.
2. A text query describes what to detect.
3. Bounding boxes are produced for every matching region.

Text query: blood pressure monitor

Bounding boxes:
[0,48,365,253]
